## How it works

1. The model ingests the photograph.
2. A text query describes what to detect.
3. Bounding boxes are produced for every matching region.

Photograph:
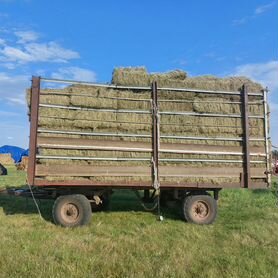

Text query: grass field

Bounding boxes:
[0,167,277,278]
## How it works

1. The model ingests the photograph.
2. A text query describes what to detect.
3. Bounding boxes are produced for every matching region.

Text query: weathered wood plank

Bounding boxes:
[35,164,266,178]
[37,136,265,155]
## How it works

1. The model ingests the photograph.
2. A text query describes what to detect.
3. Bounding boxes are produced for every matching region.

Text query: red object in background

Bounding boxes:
[275,160,278,174]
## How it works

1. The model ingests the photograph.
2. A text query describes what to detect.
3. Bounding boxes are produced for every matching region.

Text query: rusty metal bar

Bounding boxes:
[27,76,41,185]
[242,84,251,188]
[151,81,160,189]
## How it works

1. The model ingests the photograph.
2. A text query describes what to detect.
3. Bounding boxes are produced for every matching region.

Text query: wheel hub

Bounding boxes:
[61,203,80,223]
[192,201,209,219]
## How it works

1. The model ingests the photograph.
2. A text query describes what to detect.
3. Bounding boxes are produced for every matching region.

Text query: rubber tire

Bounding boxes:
[52,194,92,227]
[182,194,217,225]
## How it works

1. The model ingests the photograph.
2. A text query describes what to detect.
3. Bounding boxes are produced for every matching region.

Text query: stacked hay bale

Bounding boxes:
[27,67,267,185]
[0,154,14,166]
[16,156,28,171]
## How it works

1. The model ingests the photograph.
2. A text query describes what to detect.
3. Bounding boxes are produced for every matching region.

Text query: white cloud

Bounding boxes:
[0,41,80,63]
[232,60,278,145]
[0,38,5,45]
[0,72,29,106]
[1,62,16,69]
[232,17,249,26]
[232,1,276,26]
[6,97,26,105]
[15,30,39,43]
[233,60,278,91]
[255,2,276,14]
[52,67,97,82]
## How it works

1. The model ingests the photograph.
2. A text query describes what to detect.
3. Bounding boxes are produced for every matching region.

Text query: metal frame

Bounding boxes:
[39,102,263,119]
[28,76,269,189]
[41,77,263,96]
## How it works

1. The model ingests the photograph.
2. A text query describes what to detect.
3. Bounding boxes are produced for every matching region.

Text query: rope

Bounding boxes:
[26,182,43,220]
[133,190,158,211]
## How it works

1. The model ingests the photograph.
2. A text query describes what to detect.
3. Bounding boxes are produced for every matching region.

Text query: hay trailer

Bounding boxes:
[18,76,271,227]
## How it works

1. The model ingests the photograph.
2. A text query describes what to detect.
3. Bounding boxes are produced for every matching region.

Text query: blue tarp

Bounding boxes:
[21,149,29,157]
[0,145,28,163]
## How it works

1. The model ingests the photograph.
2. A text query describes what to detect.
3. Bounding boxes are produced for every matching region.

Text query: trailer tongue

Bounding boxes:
[20,74,271,227]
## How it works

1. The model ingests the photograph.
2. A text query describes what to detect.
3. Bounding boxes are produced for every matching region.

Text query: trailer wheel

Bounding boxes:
[182,194,217,225]
[52,194,92,227]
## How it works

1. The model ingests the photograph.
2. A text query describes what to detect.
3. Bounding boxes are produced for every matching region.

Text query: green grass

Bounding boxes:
[0,167,278,278]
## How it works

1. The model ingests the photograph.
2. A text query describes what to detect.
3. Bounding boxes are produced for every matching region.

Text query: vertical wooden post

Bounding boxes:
[151,81,160,189]
[27,76,40,186]
[242,84,250,188]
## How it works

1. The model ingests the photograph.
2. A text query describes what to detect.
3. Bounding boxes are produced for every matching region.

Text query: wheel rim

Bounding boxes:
[61,203,80,224]
[191,200,209,220]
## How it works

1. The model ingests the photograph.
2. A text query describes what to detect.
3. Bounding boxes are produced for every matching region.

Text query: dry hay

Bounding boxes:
[112,67,263,92]
[0,154,14,165]
[16,156,28,171]
[25,67,268,185]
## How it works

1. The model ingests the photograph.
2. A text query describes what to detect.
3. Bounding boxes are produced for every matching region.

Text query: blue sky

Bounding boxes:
[0,0,277,148]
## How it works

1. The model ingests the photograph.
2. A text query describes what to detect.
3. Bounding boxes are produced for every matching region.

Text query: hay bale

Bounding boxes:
[111,67,263,92]
[0,154,14,165]
[112,67,149,86]
[17,156,28,171]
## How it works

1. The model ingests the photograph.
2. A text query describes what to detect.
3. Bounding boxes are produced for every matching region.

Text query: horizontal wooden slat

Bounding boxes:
[36,165,151,177]
[37,136,266,155]
[33,179,267,189]
[35,164,266,178]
